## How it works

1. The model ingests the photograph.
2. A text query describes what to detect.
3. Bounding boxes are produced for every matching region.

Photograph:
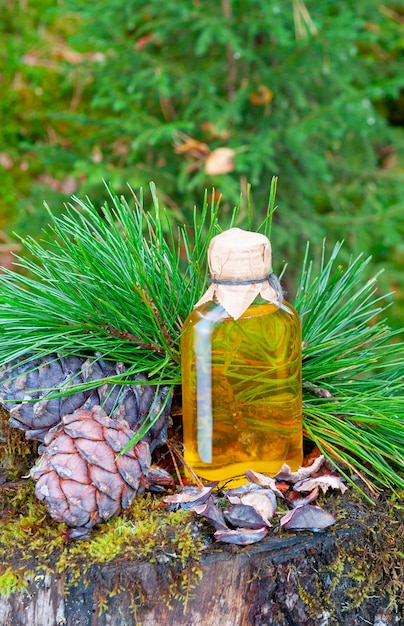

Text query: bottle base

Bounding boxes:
[185,454,303,488]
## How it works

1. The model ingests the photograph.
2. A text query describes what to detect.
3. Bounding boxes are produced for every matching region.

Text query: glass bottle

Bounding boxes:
[181,228,302,485]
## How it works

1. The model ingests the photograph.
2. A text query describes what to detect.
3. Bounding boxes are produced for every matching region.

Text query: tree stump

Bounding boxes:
[0,492,403,626]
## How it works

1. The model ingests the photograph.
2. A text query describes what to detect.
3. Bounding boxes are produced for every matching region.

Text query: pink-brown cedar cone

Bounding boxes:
[30,406,173,530]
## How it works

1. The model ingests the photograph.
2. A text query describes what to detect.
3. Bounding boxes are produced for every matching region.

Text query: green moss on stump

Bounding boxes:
[0,481,205,606]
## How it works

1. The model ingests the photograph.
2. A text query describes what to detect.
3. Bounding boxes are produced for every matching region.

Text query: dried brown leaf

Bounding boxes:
[174,135,210,157]
[205,147,235,175]
[36,173,78,195]
[0,152,13,169]
[249,85,273,106]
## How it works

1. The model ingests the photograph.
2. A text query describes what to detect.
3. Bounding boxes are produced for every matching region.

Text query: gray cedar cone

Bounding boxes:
[0,354,172,450]
[30,406,174,535]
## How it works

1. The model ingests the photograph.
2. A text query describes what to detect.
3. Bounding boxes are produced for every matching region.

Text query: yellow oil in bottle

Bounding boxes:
[181,299,302,486]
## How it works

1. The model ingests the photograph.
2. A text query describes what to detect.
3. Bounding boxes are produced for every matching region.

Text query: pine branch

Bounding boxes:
[0,184,219,382]
[294,241,404,493]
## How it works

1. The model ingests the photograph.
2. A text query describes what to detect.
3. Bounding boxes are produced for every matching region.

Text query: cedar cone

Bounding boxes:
[0,354,171,450]
[30,406,174,538]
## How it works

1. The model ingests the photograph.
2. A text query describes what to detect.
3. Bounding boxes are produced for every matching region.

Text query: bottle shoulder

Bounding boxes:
[182,299,300,328]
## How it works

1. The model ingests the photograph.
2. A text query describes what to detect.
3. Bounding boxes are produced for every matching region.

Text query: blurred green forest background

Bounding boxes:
[0,0,403,325]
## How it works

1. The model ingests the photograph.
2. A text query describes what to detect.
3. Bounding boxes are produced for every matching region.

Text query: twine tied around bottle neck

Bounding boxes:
[195,228,283,319]
[211,275,273,286]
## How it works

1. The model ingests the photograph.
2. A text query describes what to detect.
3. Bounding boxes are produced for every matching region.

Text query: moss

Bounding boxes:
[0,406,37,480]
[256,487,404,624]
[325,547,345,595]
[291,488,404,623]
[296,569,326,620]
[0,568,29,599]
[337,490,403,614]
[0,480,205,610]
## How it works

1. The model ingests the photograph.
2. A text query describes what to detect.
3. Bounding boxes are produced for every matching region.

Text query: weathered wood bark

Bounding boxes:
[0,517,401,626]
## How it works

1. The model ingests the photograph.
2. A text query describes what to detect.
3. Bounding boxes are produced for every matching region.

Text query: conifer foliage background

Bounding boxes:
[0,0,403,323]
